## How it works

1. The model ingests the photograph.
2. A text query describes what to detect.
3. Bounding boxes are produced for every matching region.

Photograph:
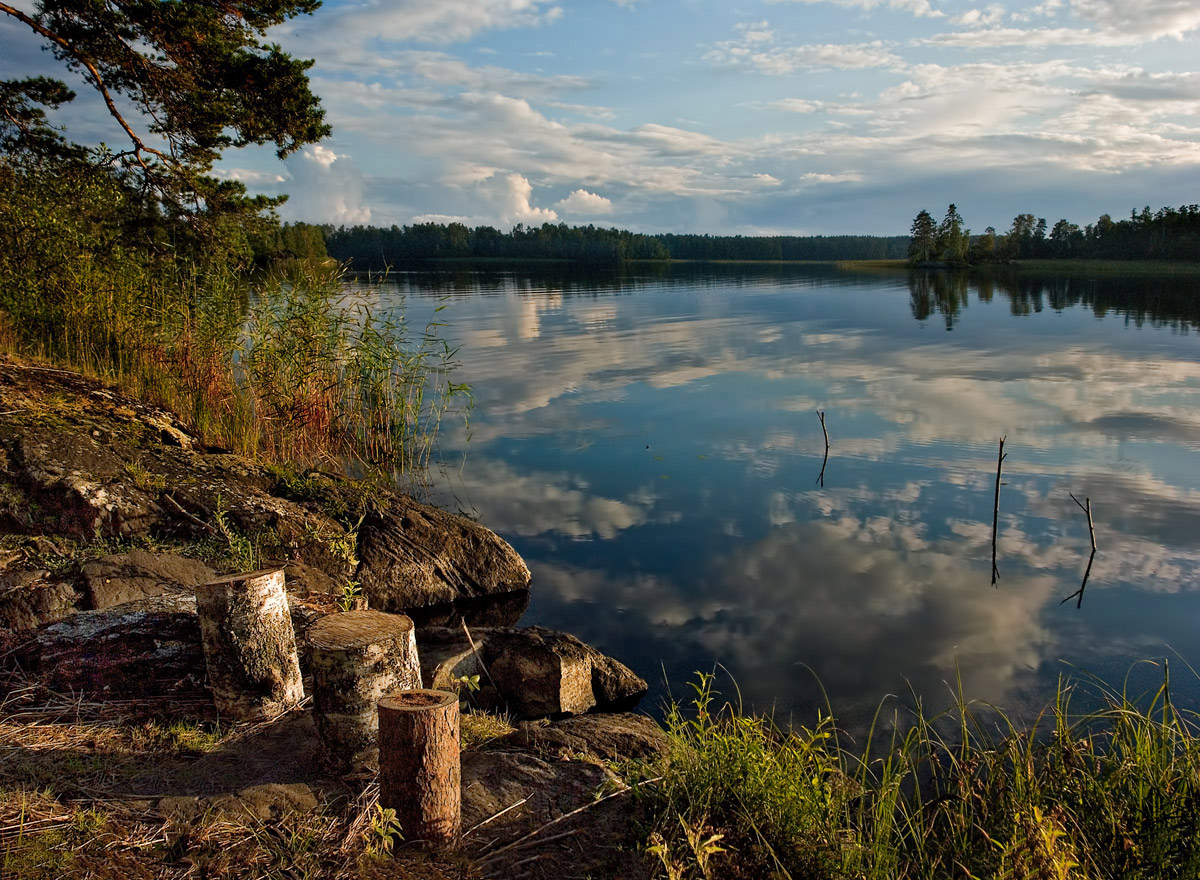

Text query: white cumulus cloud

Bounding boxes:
[479,173,559,226]
[768,0,944,19]
[555,189,615,215]
[280,145,371,225]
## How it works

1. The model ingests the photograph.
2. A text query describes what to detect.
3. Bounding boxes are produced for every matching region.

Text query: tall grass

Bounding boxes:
[0,255,469,475]
[645,663,1200,879]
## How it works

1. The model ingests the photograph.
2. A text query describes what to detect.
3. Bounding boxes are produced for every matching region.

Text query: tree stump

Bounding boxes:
[378,689,461,851]
[306,609,421,773]
[194,567,304,721]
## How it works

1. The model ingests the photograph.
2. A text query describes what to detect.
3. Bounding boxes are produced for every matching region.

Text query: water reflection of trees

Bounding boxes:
[908,268,1200,330]
[909,270,970,330]
[350,262,902,301]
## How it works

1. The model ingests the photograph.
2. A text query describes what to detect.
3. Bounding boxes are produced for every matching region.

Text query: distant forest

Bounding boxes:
[252,204,1200,269]
[910,204,1200,265]
[253,221,907,268]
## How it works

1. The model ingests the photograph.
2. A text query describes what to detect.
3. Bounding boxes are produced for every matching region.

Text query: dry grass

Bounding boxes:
[0,675,513,878]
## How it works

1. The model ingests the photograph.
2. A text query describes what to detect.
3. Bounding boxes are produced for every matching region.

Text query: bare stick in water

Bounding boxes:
[1062,492,1098,609]
[991,436,1007,587]
[816,410,830,487]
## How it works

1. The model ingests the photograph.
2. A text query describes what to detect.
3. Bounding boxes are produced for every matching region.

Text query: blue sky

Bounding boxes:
[3,0,1200,235]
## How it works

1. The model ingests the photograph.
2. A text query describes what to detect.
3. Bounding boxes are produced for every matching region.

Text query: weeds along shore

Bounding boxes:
[0,258,469,477]
[641,665,1200,880]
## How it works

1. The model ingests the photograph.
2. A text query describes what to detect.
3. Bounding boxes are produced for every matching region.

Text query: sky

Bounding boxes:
[3,0,1200,235]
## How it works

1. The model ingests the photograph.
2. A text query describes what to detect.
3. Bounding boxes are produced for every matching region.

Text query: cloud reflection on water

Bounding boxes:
[405,267,1200,722]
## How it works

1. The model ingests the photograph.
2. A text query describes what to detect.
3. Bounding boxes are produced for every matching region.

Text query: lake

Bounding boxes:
[362,264,1200,730]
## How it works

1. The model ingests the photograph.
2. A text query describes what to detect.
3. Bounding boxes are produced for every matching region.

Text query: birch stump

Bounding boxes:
[306,610,421,773]
[194,568,304,721]
[378,689,461,850]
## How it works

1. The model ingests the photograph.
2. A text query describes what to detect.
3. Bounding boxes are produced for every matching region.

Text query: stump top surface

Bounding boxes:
[378,689,457,711]
[200,567,286,588]
[307,609,414,649]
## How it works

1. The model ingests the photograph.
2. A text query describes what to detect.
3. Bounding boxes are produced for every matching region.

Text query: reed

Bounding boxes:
[0,256,469,477]
[644,662,1200,879]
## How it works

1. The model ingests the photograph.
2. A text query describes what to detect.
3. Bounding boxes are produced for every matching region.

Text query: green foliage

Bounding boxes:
[909,203,1200,265]
[908,205,968,266]
[241,270,472,470]
[214,495,257,571]
[365,804,403,856]
[649,672,857,878]
[325,222,910,269]
[645,665,1200,880]
[647,817,727,880]
[909,209,936,263]
[337,580,363,612]
[1,0,329,234]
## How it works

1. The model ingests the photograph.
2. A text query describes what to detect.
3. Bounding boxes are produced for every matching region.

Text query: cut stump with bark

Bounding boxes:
[194,567,304,721]
[378,688,461,851]
[306,609,421,773]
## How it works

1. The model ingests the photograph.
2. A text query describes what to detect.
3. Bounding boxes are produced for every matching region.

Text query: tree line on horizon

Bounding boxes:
[909,203,1200,266]
[253,221,910,268]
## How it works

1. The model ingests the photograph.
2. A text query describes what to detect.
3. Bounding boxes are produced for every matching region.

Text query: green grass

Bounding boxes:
[643,664,1200,879]
[0,258,469,477]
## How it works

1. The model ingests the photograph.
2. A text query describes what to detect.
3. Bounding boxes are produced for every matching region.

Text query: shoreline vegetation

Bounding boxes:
[252,205,1200,274]
[4,7,1200,871]
[645,665,1200,879]
[4,203,1200,875]
[907,203,1200,268]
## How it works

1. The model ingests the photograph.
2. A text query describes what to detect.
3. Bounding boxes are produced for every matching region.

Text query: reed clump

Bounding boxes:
[0,256,469,475]
[644,664,1200,879]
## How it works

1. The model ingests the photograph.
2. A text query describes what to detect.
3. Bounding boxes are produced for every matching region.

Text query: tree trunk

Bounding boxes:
[378,688,461,851]
[306,609,421,773]
[194,567,304,721]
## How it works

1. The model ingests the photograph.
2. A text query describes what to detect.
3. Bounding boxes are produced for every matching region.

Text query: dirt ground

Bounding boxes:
[0,672,660,880]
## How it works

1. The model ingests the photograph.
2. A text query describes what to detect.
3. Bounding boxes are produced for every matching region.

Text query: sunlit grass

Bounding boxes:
[0,259,470,476]
[643,663,1200,879]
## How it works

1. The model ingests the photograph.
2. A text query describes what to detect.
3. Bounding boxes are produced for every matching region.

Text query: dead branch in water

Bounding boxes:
[816,410,830,487]
[1062,492,1098,609]
[991,437,1007,587]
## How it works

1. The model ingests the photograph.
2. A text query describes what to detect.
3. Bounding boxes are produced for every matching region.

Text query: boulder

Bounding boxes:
[0,571,79,631]
[459,750,654,879]
[461,750,616,833]
[409,589,530,629]
[416,625,648,718]
[157,474,354,584]
[282,561,338,598]
[7,427,160,538]
[505,714,670,763]
[19,595,207,698]
[82,550,215,610]
[418,626,484,692]
[157,783,318,824]
[356,496,531,612]
[486,627,597,716]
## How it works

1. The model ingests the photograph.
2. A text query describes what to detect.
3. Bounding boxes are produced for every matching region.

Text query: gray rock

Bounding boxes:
[8,427,160,538]
[459,750,655,879]
[82,549,215,609]
[0,572,80,631]
[461,750,616,832]
[418,626,484,692]
[283,561,338,597]
[417,625,648,718]
[486,627,597,716]
[21,594,206,698]
[506,714,670,763]
[157,783,318,824]
[356,495,531,611]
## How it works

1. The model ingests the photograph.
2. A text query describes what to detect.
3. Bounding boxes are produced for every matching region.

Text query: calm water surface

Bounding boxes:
[368,266,1200,728]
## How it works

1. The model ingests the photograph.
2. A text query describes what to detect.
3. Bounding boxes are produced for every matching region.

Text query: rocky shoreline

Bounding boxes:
[0,356,665,878]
